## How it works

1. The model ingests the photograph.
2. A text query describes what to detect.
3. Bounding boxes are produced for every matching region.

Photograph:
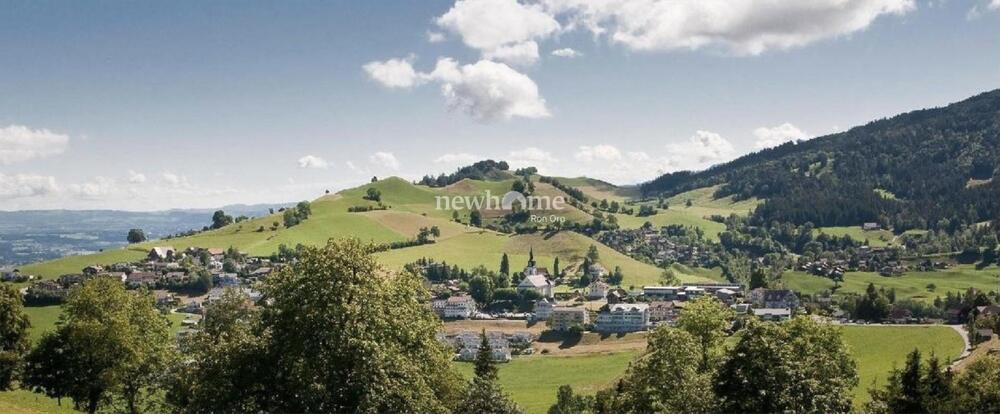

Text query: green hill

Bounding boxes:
[20,176,709,287]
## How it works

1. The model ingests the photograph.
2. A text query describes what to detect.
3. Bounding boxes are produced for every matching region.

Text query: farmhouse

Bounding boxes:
[126,271,158,288]
[648,301,680,326]
[550,307,589,331]
[596,303,649,333]
[587,280,610,300]
[148,246,176,261]
[752,308,791,321]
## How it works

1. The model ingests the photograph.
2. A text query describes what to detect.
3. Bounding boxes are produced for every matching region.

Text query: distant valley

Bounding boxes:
[0,204,291,266]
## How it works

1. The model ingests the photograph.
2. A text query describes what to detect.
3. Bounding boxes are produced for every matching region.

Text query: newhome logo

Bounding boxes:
[435,190,566,211]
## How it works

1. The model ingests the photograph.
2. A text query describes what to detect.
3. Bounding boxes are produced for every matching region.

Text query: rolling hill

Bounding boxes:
[18,175,738,287]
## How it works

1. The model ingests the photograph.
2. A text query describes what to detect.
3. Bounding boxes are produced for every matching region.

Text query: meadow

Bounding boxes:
[782,264,1000,301]
[450,324,964,413]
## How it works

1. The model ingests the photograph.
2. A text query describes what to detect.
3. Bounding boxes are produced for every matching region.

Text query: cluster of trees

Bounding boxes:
[281,201,313,228]
[375,226,441,251]
[11,240,475,413]
[863,348,1000,413]
[538,176,587,203]
[640,90,1000,233]
[548,297,859,413]
[418,160,512,187]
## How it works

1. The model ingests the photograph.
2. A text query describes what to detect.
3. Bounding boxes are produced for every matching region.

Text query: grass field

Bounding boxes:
[612,185,759,242]
[453,351,639,413]
[449,324,963,413]
[842,325,964,404]
[783,264,1000,301]
[816,226,896,248]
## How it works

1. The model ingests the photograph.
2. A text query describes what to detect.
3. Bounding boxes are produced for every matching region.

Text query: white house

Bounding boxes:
[443,295,476,319]
[595,303,649,333]
[534,297,556,321]
[587,280,610,300]
[752,308,791,321]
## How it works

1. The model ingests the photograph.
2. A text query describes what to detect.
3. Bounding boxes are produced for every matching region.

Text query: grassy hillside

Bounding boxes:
[376,230,714,287]
[612,185,759,241]
[783,264,1000,301]
[17,177,677,290]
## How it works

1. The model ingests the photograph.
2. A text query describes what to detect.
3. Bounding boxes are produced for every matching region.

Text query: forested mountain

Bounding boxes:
[641,89,1000,231]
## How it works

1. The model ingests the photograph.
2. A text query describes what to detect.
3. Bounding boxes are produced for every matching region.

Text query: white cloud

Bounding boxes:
[369,152,401,170]
[0,173,59,199]
[509,147,558,166]
[428,58,549,121]
[127,170,147,184]
[437,0,560,53]
[551,47,582,58]
[483,41,540,66]
[0,124,70,164]
[297,155,330,169]
[160,172,192,188]
[542,0,915,55]
[753,123,811,149]
[574,144,623,162]
[665,130,735,168]
[968,0,1000,18]
[68,176,117,199]
[434,152,481,165]
[363,56,425,89]
[627,151,650,161]
[427,31,447,43]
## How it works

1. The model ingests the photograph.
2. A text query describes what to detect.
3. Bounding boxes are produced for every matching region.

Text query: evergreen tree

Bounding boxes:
[548,385,590,414]
[553,257,560,277]
[500,253,510,276]
[474,330,497,380]
[456,331,521,414]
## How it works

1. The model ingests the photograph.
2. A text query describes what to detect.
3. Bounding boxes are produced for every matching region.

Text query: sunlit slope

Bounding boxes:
[376,230,714,287]
[18,177,612,280]
[612,185,761,241]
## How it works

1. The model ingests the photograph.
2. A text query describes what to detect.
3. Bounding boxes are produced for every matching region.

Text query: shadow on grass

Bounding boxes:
[537,330,583,349]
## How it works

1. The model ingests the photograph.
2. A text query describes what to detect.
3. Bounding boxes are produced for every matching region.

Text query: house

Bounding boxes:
[126,271,158,288]
[98,272,128,283]
[587,280,610,300]
[606,288,627,304]
[648,301,679,326]
[148,246,176,262]
[863,222,882,231]
[450,331,512,362]
[715,288,738,305]
[595,303,649,333]
[249,267,273,278]
[534,298,556,321]
[154,291,177,307]
[1,270,32,283]
[752,308,791,321]
[82,265,104,275]
[748,288,800,310]
[213,273,240,287]
[550,307,589,331]
[178,301,203,314]
[587,263,607,278]
[163,272,188,283]
[976,305,1000,317]
[443,295,476,319]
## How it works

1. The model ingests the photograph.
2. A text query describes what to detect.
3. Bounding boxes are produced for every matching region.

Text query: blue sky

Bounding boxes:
[1,0,998,210]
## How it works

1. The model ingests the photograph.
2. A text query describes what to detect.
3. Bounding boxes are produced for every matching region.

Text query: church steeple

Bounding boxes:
[528,247,535,267]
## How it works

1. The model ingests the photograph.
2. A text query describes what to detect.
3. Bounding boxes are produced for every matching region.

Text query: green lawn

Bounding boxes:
[843,325,964,404]
[783,264,1000,301]
[453,351,638,413]
[24,305,63,342]
[449,324,963,413]
[816,226,896,248]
